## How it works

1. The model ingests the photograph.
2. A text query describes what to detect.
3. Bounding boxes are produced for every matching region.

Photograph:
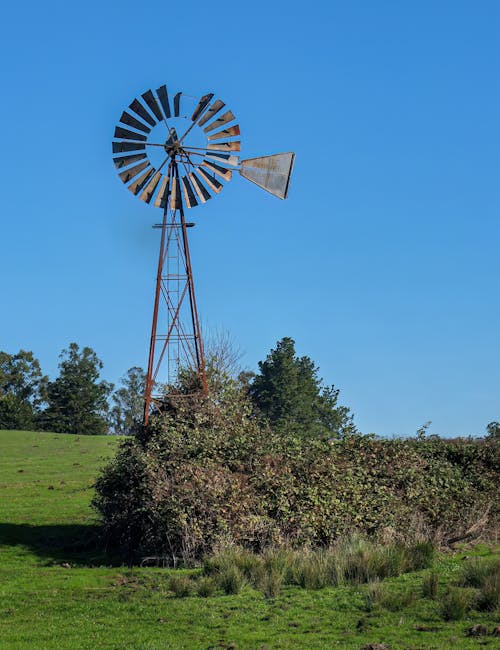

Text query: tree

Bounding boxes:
[40,343,113,435]
[110,367,146,435]
[0,350,47,429]
[486,421,499,441]
[249,337,356,438]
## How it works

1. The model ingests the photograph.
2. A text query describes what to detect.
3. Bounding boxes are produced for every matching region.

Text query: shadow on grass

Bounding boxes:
[0,522,125,566]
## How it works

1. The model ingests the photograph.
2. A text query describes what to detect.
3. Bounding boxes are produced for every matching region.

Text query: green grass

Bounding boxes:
[1,429,499,649]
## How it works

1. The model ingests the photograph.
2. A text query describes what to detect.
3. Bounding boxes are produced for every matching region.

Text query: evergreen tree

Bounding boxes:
[41,343,112,435]
[250,337,355,437]
[0,350,46,429]
[110,366,146,435]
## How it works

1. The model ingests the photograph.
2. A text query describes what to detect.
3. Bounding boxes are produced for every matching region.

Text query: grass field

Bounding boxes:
[0,430,498,649]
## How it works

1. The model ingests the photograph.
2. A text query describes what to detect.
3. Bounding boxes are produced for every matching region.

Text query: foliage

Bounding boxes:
[486,421,500,440]
[0,350,47,429]
[249,337,356,438]
[40,343,113,435]
[168,574,193,598]
[440,587,472,620]
[110,366,146,435]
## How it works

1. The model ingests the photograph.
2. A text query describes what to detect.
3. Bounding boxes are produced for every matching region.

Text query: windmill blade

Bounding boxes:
[181,175,199,209]
[129,98,156,127]
[207,141,241,152]
[173,92,182,117]
[113,141,146,154]
[206,152,239,167]
[129,167,156,195]
[197,167,223,193]
[156,85,172,119]
[120,111,151,134]
[190,172,211,203]
[142,89,164,122]
[139,171,162,203]
[170,176,182,209]
[202,160,232,181]
[154,175,170,208]
[113,153,147,169]
[191,93,214,122]
[204,110,235,133]
[240,152,295,200]
[207,125,240,141]
[198,99,225,127]
[114,126,147,142]
[118,160,150,183]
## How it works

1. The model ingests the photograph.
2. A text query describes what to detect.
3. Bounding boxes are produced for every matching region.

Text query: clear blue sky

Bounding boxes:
[0,1,498,437]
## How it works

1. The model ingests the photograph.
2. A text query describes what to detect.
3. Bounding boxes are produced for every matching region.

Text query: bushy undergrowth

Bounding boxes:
[93,383,499,561]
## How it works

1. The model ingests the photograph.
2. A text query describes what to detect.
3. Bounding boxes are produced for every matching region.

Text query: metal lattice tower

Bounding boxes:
[112,85,295,425]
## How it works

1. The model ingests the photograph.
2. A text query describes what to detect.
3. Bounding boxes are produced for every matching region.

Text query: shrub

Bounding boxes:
[460,557,500,588]
[475,573,500,611]
[217,566,246,595]
[197,576,217,598]
[440,587,471,621]
[93,383,500,561]
[422,570,440,599]
[168,574,193,598]
[259,568,283,599]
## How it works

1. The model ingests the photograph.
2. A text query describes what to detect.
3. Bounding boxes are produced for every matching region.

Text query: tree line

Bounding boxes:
[0,337,361,438]
[0,344,145,435]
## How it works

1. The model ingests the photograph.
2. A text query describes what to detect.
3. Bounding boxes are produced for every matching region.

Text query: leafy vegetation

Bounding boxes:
[93,372,499,560]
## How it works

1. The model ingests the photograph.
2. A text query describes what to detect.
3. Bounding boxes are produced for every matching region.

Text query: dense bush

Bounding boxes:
[93,379,499,562]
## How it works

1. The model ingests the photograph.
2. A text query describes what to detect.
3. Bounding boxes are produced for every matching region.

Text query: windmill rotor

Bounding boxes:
[112,84,295,424]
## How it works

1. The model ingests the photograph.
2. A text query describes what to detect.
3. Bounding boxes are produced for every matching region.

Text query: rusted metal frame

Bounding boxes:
[152,282,189,382]
[177,93,214,145]
[174,161,208,394]
[161,285,198,369]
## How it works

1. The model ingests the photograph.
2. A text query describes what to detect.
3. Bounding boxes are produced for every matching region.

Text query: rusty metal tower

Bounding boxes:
[112,85,295,425]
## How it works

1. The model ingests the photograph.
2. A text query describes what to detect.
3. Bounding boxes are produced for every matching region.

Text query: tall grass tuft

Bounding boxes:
[168,574,193,598]
[440,587,471,621]
[422,570,440,599]
[217,565,246,595]
[475,573,500,612]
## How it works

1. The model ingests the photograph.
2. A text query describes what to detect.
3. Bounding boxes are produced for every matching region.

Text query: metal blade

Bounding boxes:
[129,98,156,127]
[156,85,172,119]
[129,167,155,195]
[198,99,225,127]
[170,176,182,209]
[191,93,214,122]
[206,152,239,167]
[112,141,146,153]
[204,110,235,133]
[120,111,151,134]
[207,140,241,152]
[207,125,240,141]
[202,160,232,181]
[239,152,295,199]
[173,92,181,117]
[197,167,223,193]
[190,172,211,203]
[154,175,170,208]
[139,171,162,203]
[114,126,147,142]
[181,175,198,209]
[118,160,150,183]
[113,153,147,169]
[142,89,164,121]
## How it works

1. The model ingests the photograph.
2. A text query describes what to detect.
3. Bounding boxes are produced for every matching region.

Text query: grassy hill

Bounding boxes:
[0,430,498,649]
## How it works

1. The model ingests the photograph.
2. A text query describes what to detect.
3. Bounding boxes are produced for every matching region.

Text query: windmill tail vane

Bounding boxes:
[112,84,295,425]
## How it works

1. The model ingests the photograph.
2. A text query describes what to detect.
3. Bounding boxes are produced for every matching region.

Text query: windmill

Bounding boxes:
[112,85,295,424]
